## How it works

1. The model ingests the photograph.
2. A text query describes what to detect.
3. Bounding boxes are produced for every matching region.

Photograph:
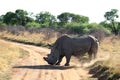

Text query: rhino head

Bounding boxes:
[43,47,59,65]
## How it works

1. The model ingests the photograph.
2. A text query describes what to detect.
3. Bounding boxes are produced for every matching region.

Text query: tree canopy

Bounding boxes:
[104,9,119,35]
[57,12,89,26]
[3,9,32,26]
[35,11,56,27]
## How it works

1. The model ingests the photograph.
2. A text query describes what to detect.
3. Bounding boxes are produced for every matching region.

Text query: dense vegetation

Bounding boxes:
[0,9,120,35]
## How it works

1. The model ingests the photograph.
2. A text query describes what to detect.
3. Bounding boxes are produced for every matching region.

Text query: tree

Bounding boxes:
[15,9,31,26]
[3,12,17,25]
[35,11,56,27]
[57,12,89,26]
[71,14,89,23]
[57,12,72,26]
[3,9,32,26]
[0,15,7,26]
[104,9,119,35]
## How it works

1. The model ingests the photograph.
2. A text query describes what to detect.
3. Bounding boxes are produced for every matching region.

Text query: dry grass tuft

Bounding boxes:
[0,40,29,80]
[99,36,120,74]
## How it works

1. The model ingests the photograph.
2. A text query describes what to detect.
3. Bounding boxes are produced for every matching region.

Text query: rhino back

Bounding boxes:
[52,35,97,55]
[59,35,92,54]
[72,36,92,52]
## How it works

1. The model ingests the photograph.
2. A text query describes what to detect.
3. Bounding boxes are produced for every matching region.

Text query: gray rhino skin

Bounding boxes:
[43,35,99,66]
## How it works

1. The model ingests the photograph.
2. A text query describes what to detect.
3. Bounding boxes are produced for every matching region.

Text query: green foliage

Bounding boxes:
[26,21,41,28]
[35,11,56,27]
[0,21,7,27]
[57,12,71,26]
[57,12,89,26]
[0,9,120,35]
[65,22,111,35]
[15,9,33,26]
[3,11,17,25]
[88,23,111,35]
[71,14,89,23]
[118,22,120,31]
[3,9,32,26]
[65,22,89,34]
[87,23,99,30]
[104,9,119,35]
[101,27,111,35]
[104,9,119,22]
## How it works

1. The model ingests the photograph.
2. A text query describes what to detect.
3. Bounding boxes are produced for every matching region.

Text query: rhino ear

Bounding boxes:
[47,54,50,56]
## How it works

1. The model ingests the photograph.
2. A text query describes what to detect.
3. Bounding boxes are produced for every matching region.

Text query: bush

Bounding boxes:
[65,22,87,34]
[26,21,41,28]
[87,23,99,29]
[0,21,7,27]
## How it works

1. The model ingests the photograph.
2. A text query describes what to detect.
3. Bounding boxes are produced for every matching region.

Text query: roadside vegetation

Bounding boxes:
[101,36,120,73]
[89,36,120,80]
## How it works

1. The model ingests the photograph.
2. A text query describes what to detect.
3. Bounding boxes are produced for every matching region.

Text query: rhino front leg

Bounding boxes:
[55,55,64,65]
[65,54,71,66]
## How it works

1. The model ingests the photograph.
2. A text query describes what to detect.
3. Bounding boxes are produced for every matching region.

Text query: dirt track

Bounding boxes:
[9,41,94,80]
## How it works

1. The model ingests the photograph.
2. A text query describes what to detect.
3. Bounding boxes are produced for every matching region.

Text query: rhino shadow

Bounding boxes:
[13,65,78,70]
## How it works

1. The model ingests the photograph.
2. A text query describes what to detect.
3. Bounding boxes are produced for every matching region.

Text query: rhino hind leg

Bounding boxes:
[93,44,98,59]
[88,51,92,61]
[64,55,71,66]
[55,55,64,65]
[90,45,98,60]
[88,49,97,60]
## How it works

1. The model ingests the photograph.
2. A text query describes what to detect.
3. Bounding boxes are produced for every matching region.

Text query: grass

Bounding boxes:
[0,30,59,46]
[88,36,120,80]
[100,36,120,74]
[0,39,29,80]
[0,28,120,79]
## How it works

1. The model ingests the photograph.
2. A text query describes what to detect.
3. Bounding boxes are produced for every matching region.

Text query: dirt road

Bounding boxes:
[9,42,93,80]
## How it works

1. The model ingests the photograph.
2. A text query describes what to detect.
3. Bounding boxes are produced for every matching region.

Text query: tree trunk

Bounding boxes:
[111,21,118,35]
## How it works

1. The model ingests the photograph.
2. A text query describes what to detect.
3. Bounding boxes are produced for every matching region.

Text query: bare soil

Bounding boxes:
[7,41,94,80]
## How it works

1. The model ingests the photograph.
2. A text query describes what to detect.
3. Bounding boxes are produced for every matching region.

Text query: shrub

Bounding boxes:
[0,21,7,27]
[26,21,41,28]
[65,22,87,34]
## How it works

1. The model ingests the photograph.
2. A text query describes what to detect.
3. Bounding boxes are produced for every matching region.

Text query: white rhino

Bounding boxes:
[43,35,99,66]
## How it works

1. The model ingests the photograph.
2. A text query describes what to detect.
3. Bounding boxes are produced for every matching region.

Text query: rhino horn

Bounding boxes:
[43,57,48,61]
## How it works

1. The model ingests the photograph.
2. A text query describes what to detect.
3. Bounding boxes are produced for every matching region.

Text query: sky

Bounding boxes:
[0,0,120,23]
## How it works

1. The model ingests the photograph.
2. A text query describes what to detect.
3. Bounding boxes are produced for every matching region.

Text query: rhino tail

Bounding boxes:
[96,39,99,46]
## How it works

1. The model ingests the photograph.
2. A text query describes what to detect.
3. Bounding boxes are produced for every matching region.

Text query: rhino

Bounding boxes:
[43,35,99,66]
